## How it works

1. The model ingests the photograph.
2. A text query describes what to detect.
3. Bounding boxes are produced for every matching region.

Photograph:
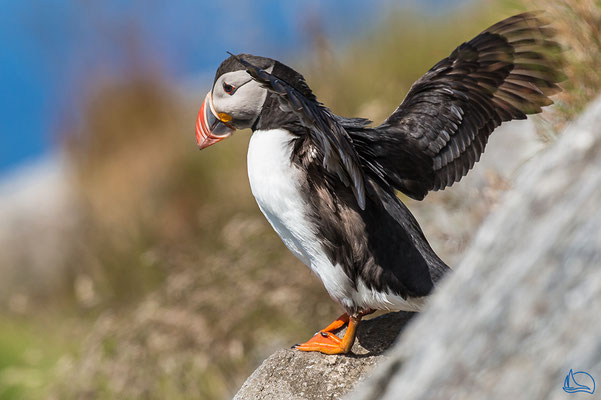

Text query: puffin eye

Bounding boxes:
[223,82,236,95]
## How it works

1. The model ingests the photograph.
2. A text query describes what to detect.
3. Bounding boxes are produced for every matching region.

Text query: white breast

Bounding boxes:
[247,129,354,307]
[247,129,426,313]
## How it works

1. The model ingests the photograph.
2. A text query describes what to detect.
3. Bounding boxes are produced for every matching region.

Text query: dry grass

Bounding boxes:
[531,0,601,133]
[51,226,337,399]
[5,1,599,399]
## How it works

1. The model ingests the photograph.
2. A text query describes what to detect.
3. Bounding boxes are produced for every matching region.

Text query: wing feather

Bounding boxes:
[362,12,562,199]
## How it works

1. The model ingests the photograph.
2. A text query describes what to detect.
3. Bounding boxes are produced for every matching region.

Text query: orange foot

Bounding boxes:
[294,313,361,355]
[319,313,349,333]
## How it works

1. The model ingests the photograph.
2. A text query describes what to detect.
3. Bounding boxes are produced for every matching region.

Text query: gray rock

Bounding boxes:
[234,96,601,400]
[350,96,601,400]
[234,312,416,400]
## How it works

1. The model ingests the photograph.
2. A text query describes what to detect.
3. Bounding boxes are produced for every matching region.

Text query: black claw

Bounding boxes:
[291,344,300,348]
[320,331,328,337]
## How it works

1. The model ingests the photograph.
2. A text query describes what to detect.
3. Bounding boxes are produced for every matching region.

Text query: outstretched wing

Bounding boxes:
[230,53,367,209]
[365,12,563,200]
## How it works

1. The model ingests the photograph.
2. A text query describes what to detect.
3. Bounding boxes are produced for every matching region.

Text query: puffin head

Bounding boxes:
[196,54,275,150]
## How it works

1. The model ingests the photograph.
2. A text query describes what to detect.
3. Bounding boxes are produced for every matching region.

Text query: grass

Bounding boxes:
[531,0,601,133]
[0,316,76,400]
[2,1,600,399]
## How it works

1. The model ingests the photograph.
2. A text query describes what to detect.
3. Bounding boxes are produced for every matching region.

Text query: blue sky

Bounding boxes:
[0,0,465,175]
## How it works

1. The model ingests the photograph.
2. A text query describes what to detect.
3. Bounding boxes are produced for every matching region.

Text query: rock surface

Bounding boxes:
[234,312,415,400]
[235,96,601,400]
[350,96,601,400]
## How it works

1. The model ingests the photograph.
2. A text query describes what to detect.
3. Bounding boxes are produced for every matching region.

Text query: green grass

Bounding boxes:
[0,316,74,400]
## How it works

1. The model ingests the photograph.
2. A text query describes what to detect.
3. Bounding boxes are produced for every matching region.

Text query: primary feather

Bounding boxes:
[355,11,563,200]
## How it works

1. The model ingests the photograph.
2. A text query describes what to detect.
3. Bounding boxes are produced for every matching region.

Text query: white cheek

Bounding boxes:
[214,88,267,129]
[211,91,230,113]
[212,65,274,125]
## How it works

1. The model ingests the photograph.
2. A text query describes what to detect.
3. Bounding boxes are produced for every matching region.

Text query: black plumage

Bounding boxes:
[201,12,562,354]
[230,52,368,209]
[232,12,562,203]
[354,12,563,199]
[225,11,561,307]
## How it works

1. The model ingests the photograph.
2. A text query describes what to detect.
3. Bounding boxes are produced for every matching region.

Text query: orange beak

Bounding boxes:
[196,92,235,150]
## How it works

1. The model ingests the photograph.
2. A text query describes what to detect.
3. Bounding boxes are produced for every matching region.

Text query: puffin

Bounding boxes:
[195,12,561,355]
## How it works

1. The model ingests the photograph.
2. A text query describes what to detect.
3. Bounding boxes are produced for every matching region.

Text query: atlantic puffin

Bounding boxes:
[195,12,561,354]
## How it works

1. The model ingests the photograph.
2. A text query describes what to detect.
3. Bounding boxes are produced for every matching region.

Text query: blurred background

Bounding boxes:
[0,0,599,398]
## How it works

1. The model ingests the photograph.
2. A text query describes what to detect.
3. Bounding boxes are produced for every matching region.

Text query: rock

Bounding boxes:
[349,96,601,400]
[234,312,416,400]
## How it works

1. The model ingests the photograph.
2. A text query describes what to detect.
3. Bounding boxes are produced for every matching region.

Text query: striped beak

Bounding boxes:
[196,92,235,150]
